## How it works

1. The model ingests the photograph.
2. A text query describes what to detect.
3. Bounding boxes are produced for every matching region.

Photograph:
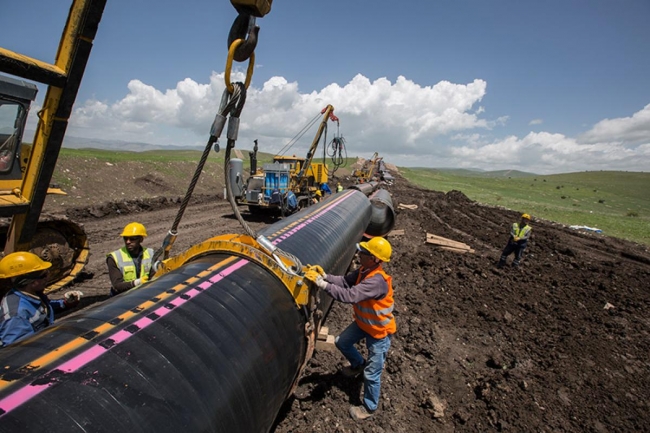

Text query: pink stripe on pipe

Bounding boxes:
[272,192,355,246]
[0,259,249,417]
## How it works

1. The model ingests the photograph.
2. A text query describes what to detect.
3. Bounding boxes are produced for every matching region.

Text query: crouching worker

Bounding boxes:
[305,237,396,421]
[0,252,82,347]
[107,222,154,296]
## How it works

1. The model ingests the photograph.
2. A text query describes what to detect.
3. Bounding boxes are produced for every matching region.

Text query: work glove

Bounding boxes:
[305,264,325,277]
[133,275,149,287]
[63,290,83,308]
[304,270,328,290]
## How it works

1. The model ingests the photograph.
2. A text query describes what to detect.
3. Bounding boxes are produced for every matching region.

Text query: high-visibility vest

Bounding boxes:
[511,223,532,240]
[109,247,153,282]
[353,267,396,339]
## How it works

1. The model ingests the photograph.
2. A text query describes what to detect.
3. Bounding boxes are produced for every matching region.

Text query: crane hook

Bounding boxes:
[227,13,259,62]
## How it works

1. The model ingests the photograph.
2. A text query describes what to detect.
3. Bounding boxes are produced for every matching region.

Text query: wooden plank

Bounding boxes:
[398,203,418,210]
[234,149,244,159]
[318,326,329,341]
[439,246,475,254]
[426,233,471,249]
[315,335,337,351]
[388,229,405,236]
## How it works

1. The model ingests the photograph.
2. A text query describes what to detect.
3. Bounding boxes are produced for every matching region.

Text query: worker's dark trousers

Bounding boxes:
[498,240,527,267]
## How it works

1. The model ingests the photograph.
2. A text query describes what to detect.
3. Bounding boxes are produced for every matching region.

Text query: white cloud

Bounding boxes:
[56,71,650,174]
[580,104,650,145]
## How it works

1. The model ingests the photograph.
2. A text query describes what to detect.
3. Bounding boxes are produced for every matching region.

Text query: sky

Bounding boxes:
[1,0,649,174]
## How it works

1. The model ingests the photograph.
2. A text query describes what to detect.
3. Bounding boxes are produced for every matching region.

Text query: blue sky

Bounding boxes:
[2,0,649,174]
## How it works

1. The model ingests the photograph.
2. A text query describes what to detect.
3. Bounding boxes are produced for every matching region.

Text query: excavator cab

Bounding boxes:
[0,74,35,179]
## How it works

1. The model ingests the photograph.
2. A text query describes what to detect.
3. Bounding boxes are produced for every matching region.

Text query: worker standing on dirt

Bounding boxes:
[306,237,396,421]
[107,222,154,296]
[0,252,82,347]
[336,182,343,192]
[498,213,532,268]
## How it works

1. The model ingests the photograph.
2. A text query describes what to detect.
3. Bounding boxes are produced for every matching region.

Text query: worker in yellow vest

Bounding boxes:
[498,213,532,268]
[107,222,154,296]
[305,237,396,421]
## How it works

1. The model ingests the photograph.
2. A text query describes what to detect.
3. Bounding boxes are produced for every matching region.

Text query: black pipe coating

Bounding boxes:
[0,189,392,432]
[365,188,396,237]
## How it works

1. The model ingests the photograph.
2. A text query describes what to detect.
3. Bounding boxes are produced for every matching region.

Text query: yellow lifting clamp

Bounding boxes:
[154,233,313,306]
[230,0,273,17]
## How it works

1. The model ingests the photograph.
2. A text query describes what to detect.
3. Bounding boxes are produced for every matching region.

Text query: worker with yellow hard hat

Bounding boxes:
[498,213,533,268]
[336,182,343,193]
[0,251,82,347]
[311,190,323,204]
[304,236,396,421]
[107,222,154,296]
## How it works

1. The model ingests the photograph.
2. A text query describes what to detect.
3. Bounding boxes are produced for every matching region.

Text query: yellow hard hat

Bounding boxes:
[315,190,322,197]
[0,251,52,279]
[121,222,147,237]
[521,213,531,220]
[358,237,392,262]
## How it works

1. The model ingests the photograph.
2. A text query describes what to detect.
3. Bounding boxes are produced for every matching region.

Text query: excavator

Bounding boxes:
[233,104,339,214]
[0,1,396,432]
[0,73,88,293]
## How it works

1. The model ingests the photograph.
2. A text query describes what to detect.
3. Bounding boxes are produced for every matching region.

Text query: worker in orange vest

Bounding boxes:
[306,237,395,421]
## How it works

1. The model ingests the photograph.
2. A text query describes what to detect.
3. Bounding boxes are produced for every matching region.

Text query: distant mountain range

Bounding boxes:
[60,135,205,152]
[410,167,538,177]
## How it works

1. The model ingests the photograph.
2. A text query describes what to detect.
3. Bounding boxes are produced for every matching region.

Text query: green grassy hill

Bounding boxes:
[401,167,650,246]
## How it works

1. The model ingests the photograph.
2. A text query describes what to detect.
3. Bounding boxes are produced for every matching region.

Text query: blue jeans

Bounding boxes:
[335,321,392,412]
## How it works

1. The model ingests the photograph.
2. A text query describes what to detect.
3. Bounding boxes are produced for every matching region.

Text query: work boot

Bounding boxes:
[341,362,366,378]
[497,258,506,269]
[349,405,374,421]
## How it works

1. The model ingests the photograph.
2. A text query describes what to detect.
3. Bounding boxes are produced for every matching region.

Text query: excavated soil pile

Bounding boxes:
[272,173,650,433]
[46,169,649,432]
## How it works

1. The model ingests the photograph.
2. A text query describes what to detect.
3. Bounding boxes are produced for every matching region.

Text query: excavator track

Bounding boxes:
[0,215,89,293]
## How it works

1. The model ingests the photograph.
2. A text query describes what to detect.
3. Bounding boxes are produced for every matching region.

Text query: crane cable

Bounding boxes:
[275,111,322,157]
[154,10,302,274]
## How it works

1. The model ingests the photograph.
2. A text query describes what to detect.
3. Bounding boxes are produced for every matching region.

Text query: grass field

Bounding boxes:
[400,168,650,246]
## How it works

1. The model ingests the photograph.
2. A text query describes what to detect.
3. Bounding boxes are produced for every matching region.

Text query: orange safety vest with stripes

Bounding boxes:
[353,267,396,339]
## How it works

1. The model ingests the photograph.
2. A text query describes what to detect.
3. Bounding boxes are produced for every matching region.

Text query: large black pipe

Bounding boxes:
[0,189,389,432]
[365,188,396,237]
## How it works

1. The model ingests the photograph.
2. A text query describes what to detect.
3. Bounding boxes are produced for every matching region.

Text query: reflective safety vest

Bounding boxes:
[336,185,343,192]
[511,223,532,241]
[109,247,153,282]
[353,267,396,339]
[0,290,56,347]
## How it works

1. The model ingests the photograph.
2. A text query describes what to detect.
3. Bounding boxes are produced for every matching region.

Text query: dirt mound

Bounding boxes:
[272,171,650,432]
[134,174,172,194]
